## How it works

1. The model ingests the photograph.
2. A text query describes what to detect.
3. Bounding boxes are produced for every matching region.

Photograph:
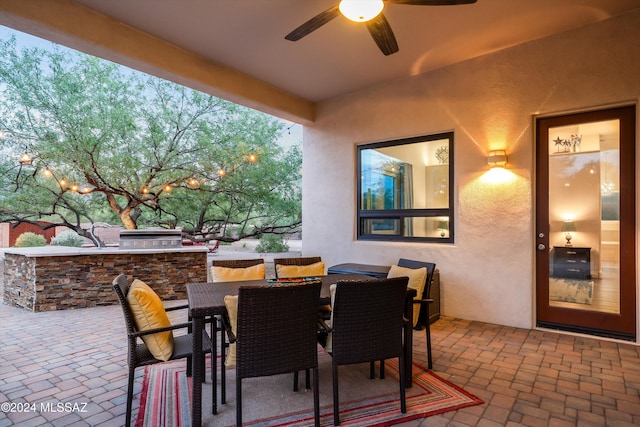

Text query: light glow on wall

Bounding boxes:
[481,167,516,185]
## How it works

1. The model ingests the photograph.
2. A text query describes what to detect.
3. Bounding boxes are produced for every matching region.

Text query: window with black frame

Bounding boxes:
[357,132,454,243]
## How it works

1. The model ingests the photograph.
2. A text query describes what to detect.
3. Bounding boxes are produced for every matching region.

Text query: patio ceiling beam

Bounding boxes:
[0,0,316,124]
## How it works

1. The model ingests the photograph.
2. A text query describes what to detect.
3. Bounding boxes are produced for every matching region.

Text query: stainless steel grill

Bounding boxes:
[119,229,182,249]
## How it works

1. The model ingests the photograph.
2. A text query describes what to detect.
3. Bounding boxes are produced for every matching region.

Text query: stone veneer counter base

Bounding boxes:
[2,246,208,312]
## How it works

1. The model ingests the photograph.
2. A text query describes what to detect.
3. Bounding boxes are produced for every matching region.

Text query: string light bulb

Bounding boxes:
[248,153,257,163]
[19,151,33,165]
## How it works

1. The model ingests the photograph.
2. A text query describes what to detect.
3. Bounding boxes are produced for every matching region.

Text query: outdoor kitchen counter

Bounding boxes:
[2,246,208,312]
[2,245,208,256]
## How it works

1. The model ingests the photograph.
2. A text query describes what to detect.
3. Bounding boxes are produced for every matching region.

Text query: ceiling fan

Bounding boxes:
[285,0,477,56]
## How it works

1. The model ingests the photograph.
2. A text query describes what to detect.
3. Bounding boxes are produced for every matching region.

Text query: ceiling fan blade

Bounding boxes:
[386,0,477,5]
[366,13,399,56]
[285,5,341,41]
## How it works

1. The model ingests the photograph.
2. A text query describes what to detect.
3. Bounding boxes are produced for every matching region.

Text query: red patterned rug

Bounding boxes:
[136,352,482,427]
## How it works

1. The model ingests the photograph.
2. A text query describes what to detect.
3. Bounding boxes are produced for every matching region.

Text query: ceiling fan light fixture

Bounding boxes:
[339,0,384,23]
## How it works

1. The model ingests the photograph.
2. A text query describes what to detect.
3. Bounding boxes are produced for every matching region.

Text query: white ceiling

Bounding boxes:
[67,0,640,103]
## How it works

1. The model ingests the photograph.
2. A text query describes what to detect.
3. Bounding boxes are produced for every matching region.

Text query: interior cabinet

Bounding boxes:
[552,246,591,279]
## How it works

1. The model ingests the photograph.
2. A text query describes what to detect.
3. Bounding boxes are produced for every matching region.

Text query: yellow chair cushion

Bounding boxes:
[211,263,265,282]
[387,265,427,327]
[126,279,174,361]
[276,261,325,278]
[223,295,238,367]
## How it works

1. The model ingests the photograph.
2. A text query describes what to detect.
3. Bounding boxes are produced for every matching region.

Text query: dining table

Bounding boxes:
[186,274,416,427]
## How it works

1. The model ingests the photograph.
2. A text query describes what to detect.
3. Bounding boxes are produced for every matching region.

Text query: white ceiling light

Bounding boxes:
[339,0,384,23]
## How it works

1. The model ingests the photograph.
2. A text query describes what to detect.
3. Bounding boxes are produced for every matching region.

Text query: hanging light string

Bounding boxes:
[15,146,260,196]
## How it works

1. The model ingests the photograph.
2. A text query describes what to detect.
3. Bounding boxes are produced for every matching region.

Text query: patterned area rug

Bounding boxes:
[549,278,594,304]
[136,351,483,427]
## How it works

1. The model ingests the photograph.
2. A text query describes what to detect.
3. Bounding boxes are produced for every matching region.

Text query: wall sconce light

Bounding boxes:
[487,150,508,168]
[561,220,576,246]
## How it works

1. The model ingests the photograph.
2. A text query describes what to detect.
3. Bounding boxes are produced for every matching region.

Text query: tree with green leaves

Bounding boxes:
[0,36,301,247]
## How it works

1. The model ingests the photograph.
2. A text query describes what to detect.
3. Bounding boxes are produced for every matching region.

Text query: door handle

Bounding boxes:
[537,244,546,251]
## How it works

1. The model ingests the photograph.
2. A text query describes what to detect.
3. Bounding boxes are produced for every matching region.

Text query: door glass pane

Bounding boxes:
[548,120,620,314]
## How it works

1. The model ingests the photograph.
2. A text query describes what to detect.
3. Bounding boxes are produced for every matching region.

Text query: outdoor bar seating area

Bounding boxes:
[111,255,440,426]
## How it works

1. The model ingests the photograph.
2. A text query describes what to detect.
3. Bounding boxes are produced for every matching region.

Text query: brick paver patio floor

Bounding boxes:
[1,301,639,426]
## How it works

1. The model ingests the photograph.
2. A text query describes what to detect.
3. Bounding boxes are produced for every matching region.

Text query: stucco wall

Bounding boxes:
[302,10,640,330]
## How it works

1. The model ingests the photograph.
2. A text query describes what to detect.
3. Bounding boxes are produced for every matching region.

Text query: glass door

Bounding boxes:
[535,106,636,340]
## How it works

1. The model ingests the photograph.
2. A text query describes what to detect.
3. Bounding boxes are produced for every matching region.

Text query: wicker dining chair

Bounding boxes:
[211,258,265,271]
[320,277,409,426]
[112,274,214,426]
[210,258,266,403]
[273,256,330,361]
[273,255,328,324]
[227,281,322,427]
[397,258,437,369]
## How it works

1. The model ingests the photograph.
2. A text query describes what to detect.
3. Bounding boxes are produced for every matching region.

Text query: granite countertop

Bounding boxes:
[2,245,209,257]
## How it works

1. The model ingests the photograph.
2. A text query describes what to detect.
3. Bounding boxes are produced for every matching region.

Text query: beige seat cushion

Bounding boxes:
[211,263,265,282]
[127,279,174,361]
[387,265,427,327]
[223,295,238,367]
[276,261,325,278]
